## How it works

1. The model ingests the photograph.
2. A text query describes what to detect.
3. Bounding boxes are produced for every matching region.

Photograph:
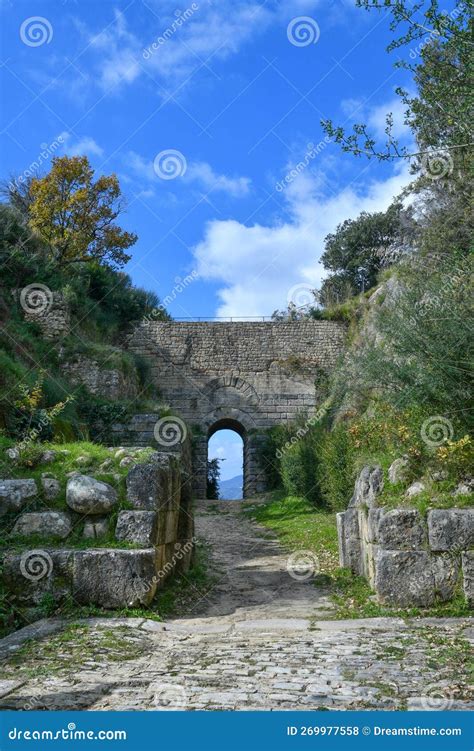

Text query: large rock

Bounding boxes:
[350,466,384,508]
[41,475,61,501]
[66,475,117,515]
[2,549,73,606]
[388,457,410,485]
[462,552,473,607]
[374,550,459,607]
[336,509,362,574]
[405,480,425,498]
[428,509,474,552]
[377,509,427,550]
[72,549,157,607]
[0,479,37,515]
[115,511,159,546]
[11,512,72,540]
[126,453,180,512]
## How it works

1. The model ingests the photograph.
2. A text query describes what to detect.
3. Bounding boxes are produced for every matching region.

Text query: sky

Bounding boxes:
[1,0,415,321]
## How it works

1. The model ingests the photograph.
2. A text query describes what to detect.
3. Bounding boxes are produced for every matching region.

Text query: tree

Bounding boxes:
[28,156,137,268]
[318,203,404,302]
[207,457,221,500]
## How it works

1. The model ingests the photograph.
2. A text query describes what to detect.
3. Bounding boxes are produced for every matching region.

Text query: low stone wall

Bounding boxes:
[337,466,473,608]
[2,447,194,611]
[60,355,139,401]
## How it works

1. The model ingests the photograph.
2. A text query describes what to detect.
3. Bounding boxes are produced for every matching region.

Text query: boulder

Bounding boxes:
[377,509,427,550]
[41,475,61,501]
[336,509,363,574]
[83,517,109,539]
[388,457,410,485]
[119,456,135,468]
[461,552,473,607]
[11,512,72,540]
[115,510,159,545]
[405,480,426,497]
[0,479,37,515]
[454,479,474,496]
[66,475,117,515]
[350,465,384,508]
[72,549,157,607]
[40,450,57,464]
[427,509,474,551]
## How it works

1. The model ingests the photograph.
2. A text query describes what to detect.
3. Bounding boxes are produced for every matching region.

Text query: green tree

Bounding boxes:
[28,156,137,268]
[207,457,221,500]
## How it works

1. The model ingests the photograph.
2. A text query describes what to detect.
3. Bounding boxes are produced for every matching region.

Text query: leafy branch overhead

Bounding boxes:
[28,156,137,268]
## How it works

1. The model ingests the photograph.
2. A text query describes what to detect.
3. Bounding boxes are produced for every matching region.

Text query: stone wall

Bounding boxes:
[337,466,473,608]
[2,443,194,611]
[128,321,346,496]
[21,291,70,340]
[61,354,139,401]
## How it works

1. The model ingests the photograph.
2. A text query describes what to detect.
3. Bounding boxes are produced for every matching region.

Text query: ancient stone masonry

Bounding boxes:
[337,466,474,608]
[2,441,194,611]
[60,354,139,401]
[127,321,346,497]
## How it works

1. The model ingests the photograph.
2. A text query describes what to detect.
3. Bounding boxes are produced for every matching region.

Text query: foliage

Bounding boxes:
[28,156,137,268]
[206,457,221,499]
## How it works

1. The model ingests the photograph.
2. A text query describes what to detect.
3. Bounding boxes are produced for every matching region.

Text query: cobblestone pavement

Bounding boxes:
[0,499,472,711]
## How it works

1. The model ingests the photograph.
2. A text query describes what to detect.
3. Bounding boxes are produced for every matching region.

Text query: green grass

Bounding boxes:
[244,491,472,619]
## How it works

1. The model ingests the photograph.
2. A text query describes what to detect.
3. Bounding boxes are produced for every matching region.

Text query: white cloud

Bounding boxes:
[59,132,104,157]
[368,98,410,140]
[184,161,251,197]
[193,163,411,317]
[122,150,251,198]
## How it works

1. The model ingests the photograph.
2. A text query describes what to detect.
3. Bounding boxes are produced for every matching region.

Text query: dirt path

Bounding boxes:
[0,498,472,711]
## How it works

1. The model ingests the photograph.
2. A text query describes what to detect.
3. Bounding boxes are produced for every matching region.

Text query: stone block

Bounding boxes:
[41,475,61,500]
[115,511,159,546]
[388,457,410,484]
[367,507,385,543]
[0,479,37,515]
[11,512,72,540]
[377,509,427,550]
[350,466,383,508]
[375,550,435,607]
[428,509,474,551]
[461,551,473,607]
[83,517,109,539]
[3,549,73,606]
[73,549,157,607]
[337,509,362,574]
[126,453,179,511]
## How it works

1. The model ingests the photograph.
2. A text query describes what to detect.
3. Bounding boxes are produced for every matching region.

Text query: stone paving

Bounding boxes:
[0,499,472,711]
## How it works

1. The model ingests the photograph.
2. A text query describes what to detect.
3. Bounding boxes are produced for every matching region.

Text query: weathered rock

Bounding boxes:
[0,479,37,515]
[5,447,20,461]
[431,469,448,482]
[461,551,473,607]
[115,511,158,545]
[83,517,109,539]
[454,479,474,496]
[40,450,57,464]
[388,457,410,485]
[337,509,362,574]
[428,509,474,551]
[115,449,128,459]
[119,456,135,468]
[75,455,91,466]
[99,459,114,472]
[41,475,61,500]
[11,512,72,540]
[375,550,435,607]
[126,453,179,511]
[3,549,73,606]
[66,475,117,515]
[433,553,461,601]
[72,549,157,607]
[350,466,384,508]
[377,509,427,550]
[366,507,385,543]
[405,481,426,498]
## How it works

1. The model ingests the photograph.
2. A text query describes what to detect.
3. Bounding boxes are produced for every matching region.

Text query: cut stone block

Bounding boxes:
[73,549,157,608]
[11,512,72,540]
[115,510,159,546]
[428,509,474,551]
[0,479,37,515]
[377,509,427,550]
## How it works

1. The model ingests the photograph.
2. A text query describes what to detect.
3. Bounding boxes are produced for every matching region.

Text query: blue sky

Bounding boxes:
[1,0,415,321]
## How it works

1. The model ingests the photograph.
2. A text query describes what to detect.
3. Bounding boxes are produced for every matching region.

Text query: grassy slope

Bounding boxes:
[244,492,471,619]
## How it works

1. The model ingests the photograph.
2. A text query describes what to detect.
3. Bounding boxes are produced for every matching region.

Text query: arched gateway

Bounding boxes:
[128,320,345,498]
